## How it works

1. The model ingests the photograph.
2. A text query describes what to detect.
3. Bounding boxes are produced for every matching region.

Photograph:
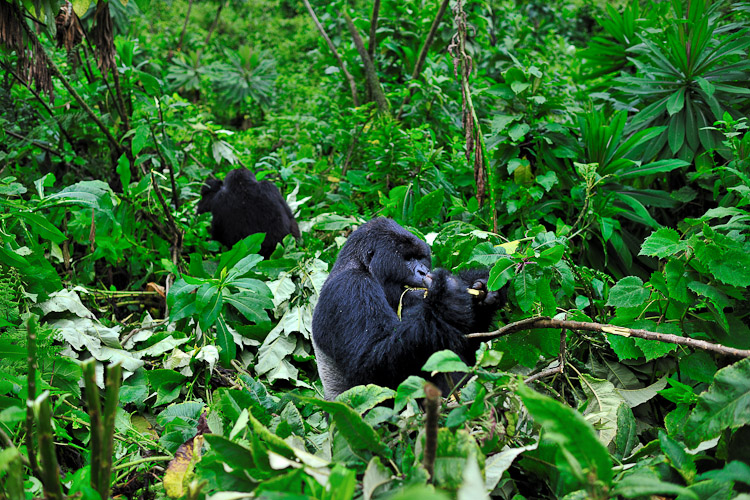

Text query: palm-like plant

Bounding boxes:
[208,46,277,110]
[615,0,750,161]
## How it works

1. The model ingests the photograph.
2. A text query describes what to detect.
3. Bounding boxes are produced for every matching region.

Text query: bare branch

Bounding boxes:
[468,317,750,358]
[302,0,359,106]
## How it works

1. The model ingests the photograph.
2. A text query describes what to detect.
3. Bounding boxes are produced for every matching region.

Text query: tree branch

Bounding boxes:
[468,317,750,358]
[367,0,381,62]
[397,0,450,119]
[302,0,359,106]
[343,9,389,114]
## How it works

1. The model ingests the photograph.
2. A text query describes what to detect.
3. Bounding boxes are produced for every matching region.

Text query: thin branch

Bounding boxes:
[397,0,450,119]
[367,0,381,62]
[5,129,65,158]
[525,328,567,384]
[343,9,388,113]
[302,0,359,106]
[0,61,75,145]
[21,19,123,154]
[468,317,750,358]
[176,0,194,54]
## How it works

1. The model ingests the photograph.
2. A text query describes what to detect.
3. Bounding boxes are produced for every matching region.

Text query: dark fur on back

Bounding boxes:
[311,218,505,400]
[197,168,300,258]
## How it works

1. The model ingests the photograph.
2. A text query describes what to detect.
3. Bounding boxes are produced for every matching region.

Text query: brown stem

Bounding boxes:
[301,0,359,106]
[397,0,451,119]
[176,0,194,53]
[196,0,228,64]
[343,9,388,113]
[367,0,381,62]
[423,382,441,482]
[5,129,65,158]
[468,317,750,358]
[526,328,567,384]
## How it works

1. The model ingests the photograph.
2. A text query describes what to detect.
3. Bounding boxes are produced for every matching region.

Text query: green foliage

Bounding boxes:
[3,0,750,498]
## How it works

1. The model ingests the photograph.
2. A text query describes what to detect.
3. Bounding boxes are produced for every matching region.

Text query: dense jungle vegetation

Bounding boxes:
[2,0,750,498]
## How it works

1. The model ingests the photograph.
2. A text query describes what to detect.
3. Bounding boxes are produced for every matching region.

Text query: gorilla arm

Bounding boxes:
[313,268,476,399]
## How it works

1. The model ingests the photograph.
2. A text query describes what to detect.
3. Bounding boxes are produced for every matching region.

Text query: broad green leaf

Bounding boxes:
[15,212,65,243]
[684,358,750,448]
[708,248,750,287]
[484,443,538,493]
[606,276,649,308]
[432,429,480,490]
[666,88,685,115]
[618,159,688,180]
[613,404,637,460]
[633,321,679,361]
[487,258,515,291]
[537,245,564,266]
[579,374,625,447]
[508,123,530,142]
[414,188,445,224]
[147,369,187,406]
[336,385,395,414]
[363,457,392,500]
[517,385,613,487]
[223,291,272,323]
[215,315,235,368]
[659,430,696,484]
[394,375,426,412]
[612,474,697,499]
[325,464,356,500]
[301,397,389,456]
[665,259,689,303]
[422,350,470,373]
[45,180,110,209]
[514,271,539,312]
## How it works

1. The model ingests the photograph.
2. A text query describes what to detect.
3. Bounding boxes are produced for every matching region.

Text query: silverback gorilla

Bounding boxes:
[197,168,300,258]
[311,218,505,400]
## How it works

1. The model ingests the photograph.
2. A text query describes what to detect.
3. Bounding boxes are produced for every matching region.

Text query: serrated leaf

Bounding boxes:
[708,248,750,287]
[606,276,649,308]
[336,385,396,414]
[684,358,750,448]
[639,228,687,258]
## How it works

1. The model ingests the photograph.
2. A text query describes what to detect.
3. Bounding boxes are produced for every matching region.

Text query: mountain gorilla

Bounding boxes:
[312,218,506,400]
[197,168,300,258]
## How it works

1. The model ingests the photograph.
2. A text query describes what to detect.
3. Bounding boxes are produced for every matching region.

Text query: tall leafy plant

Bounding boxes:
[615,0,750,161]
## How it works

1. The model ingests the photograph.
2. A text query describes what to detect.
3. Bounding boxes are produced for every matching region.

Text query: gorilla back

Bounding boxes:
[197,168,300,258]
[311,218,505,400]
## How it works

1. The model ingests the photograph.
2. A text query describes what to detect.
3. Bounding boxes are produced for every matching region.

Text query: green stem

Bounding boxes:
[36,393,64,500]
[82,360,103,495]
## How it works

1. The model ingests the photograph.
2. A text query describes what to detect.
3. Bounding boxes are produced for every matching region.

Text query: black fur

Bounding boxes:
[197,168,300,258]
[311,218,505,400]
